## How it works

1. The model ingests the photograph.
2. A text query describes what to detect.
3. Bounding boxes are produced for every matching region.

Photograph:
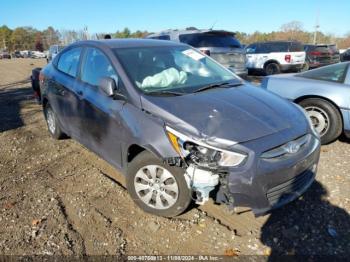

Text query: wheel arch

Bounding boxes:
[294,95,345,130]
[263,59,280,68]
[42,96,49,109]
[127,144,146,163]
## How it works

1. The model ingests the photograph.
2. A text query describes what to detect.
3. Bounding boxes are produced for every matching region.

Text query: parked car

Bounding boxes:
[47,45,64,62]
[245,41,305,75]
[261,62,350,144]
[40,39,320,217]
[0,50,11,59]
[13,51,23,58]
[303,44,340,70]
[146,29,248,77]
[31,51,46,59]
[340,48,350,62]
[20,50,31,58]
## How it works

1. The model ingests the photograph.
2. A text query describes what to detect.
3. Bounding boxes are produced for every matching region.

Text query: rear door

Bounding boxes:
[49,47,82,134]
[77,47,125,168]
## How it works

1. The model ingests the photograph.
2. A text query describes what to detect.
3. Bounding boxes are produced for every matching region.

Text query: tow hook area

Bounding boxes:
[185,165,219,205]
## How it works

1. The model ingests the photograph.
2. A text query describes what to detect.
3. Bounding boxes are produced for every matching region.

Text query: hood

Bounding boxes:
[140,84,307,147]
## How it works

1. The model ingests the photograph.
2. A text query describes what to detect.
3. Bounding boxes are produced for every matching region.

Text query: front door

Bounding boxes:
[77,47,125,168]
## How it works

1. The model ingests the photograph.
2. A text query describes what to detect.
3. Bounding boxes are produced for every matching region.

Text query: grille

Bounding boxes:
[266,169,314,206]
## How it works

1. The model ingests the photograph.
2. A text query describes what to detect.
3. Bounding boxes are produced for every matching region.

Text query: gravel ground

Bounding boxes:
[0,59,349,258]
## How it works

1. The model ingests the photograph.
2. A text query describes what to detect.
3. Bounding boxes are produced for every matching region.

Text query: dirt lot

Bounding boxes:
[0,59,349,258]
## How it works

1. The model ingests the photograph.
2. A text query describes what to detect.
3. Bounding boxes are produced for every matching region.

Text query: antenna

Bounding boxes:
[313,10,320,44]
[210,20,218,30]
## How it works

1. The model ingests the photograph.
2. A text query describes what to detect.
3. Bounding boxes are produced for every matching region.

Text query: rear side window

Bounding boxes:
[298,63,348,83]
[290,42,303,52]
[179,33,241,48]
[81,48,118,86]
[57,47,82,77]
[265,42,289,53]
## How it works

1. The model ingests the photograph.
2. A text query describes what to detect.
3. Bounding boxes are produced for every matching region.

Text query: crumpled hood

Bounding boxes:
[141,84,307,147]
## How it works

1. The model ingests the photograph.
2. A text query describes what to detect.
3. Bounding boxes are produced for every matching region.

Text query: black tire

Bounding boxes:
[44,103,65,140]
[126,151,192,217]
[264,62,280,75]
[299,98,342,144]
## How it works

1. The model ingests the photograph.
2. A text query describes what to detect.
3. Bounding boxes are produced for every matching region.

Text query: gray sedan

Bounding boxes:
[262,62,350,144]
[40,39,320,217]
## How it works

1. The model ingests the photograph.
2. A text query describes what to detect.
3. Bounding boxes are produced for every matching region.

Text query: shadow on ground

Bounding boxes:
[0,86,34,132]
[261,181,350,259]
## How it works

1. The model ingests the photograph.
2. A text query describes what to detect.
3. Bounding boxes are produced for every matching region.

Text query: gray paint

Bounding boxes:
[41,39,320,215]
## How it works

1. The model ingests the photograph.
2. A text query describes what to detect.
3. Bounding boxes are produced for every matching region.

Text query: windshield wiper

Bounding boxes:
[146,90,185,96]
[194,82,242,93]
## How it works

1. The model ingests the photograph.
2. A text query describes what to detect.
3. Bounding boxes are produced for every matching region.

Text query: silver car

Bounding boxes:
[262,62,350,144]
[147,29,248,77]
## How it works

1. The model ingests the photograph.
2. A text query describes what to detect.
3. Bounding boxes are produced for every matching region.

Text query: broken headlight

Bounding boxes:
[166,126,247,168]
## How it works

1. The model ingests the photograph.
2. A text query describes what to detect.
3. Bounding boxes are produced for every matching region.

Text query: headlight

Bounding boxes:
[166,126,247,168]
[295,104,320,138]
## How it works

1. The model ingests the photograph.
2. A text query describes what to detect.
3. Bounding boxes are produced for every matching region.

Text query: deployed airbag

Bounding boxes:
[137,67,187,90]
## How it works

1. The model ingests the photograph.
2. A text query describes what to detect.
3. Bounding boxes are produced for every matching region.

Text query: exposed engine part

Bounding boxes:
[165,157,184,167]
[185,165,219,205]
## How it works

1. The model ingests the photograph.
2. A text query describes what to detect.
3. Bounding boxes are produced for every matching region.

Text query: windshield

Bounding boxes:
[179,33,241,48]
[114,46,239,94]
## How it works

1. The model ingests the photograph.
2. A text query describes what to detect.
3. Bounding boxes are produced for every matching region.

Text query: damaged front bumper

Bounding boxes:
[215,134,321,216]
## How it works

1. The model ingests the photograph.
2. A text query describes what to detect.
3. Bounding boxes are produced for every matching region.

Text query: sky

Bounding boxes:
[1,0,349,36]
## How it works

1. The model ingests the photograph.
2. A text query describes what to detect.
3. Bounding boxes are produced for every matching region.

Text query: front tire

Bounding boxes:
[44,103,65,139]
[126,151,192,217]
[299,98,342,144]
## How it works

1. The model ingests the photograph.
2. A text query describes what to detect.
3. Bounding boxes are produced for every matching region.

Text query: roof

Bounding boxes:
[147,29,236,38]
[70,38,186,49]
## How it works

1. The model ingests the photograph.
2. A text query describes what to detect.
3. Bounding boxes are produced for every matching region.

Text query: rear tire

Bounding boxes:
[264,62,280,75]
[126,151,192,217]
[299,98,342,144]
[44,103,65,140]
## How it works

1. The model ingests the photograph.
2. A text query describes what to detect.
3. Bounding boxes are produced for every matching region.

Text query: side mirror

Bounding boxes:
[100,77,118,97]
[99,76,126,100]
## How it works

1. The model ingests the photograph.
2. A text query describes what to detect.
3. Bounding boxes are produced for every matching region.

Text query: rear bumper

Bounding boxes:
[216,135,321,216]
[308,60,340,68]
[280,63,304,72]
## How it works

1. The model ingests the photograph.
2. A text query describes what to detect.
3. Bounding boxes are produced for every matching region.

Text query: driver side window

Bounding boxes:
[81,48,118,86]
[246,44,256,54]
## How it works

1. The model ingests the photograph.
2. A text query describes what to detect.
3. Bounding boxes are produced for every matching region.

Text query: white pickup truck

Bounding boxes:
[245,41,305,75]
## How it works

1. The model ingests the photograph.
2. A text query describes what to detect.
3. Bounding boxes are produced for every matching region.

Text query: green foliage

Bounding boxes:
[113,27,148,38]
[1,22,350,51]
[0,25,13,50]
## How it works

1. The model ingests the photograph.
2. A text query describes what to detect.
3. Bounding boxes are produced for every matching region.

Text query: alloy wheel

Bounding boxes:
[305,106,330,136]
[134,165,179,210]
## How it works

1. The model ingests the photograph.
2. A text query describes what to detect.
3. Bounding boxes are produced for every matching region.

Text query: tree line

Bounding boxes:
[1,21,349,52]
